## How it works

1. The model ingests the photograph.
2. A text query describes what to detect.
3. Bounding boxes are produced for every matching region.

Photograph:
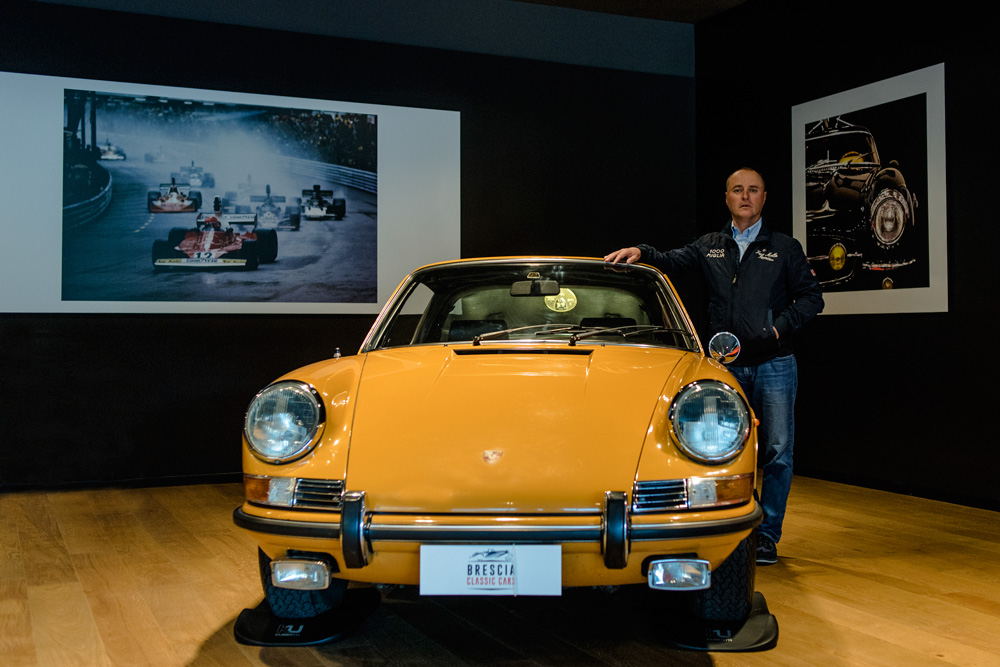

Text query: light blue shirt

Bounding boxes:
[732,218,762,261]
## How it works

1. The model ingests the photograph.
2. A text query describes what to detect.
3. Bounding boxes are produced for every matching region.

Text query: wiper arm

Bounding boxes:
[472,324,579,346]
[569,325,696,346]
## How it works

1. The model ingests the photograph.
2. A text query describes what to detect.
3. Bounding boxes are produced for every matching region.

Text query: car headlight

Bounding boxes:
[245,381,325,463]
[828,243,847,271]
[669,380,750,464]
[871,188,909,246]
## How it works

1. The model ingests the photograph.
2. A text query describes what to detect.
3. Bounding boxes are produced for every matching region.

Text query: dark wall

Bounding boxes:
[695,2,999,509]
[1,2,695,487]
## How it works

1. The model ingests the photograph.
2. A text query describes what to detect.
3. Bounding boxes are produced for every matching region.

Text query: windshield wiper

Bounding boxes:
[569,324,696,346]
[472,324,580,346]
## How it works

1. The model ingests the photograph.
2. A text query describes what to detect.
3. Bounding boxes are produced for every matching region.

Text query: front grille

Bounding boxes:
[294,479,344,510]
[632,480,688,512]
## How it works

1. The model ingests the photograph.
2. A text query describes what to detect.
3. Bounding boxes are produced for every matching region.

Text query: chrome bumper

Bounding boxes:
[233,497,762,570]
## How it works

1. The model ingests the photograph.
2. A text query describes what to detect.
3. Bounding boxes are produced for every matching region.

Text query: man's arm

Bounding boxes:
[773,238,824,338]
[604,243,703,277]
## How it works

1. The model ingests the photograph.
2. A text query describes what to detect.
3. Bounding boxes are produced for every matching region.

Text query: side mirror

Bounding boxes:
[708,331,740,364]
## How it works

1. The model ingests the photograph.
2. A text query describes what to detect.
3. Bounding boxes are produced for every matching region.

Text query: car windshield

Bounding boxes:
[806,131,879,170]
[365,260,698,352]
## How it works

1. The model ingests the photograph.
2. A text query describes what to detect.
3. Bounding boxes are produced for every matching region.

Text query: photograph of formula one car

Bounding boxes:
[62,88,378,305]
[151,199,277,270]
[98,139,126,160]
[172,161,216,188]
[251,184,301,230]
[301,184,346,220]
[147,178,203,213]
[804,95,928,292]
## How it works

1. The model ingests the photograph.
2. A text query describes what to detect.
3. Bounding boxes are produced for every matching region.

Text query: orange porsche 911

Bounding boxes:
[234,257,774,649]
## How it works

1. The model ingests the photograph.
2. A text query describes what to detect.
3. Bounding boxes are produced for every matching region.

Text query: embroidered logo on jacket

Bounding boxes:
[706,248,726,258]
[755,249,778,262]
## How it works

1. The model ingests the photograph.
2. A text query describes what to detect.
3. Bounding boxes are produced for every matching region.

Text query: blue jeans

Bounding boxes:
[727,354,797,544]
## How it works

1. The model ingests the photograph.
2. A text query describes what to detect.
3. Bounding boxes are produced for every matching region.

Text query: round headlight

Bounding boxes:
[828,243,847,271]
[245,381,325,463]
[669,380,750,464]
[871,189,909,246]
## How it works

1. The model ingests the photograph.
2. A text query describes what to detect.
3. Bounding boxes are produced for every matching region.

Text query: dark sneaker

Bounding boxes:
[756,534,778,565]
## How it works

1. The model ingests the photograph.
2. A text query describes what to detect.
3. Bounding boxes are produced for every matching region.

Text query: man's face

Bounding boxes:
[725,170,767,229]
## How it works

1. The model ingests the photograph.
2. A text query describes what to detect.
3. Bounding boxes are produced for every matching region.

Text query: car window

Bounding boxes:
[367,262,696,351]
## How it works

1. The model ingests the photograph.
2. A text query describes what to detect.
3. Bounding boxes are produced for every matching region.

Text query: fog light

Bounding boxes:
[647,559,710,590]
[271,559,331,590]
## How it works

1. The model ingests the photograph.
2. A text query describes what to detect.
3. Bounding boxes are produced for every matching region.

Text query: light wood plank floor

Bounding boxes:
[2,477,998,666]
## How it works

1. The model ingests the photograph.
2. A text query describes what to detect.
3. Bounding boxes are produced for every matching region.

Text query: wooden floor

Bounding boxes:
[2,476,999,666]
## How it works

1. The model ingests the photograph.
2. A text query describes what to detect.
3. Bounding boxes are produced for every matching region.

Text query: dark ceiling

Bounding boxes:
[512,0,747,23]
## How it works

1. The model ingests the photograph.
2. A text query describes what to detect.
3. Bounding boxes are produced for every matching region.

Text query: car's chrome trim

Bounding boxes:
[367,523,601,543]
[234,503,762,546]
[341,491,371,569]
[233,507,340,539]
[631,504,762,540]
[602,491,629,569]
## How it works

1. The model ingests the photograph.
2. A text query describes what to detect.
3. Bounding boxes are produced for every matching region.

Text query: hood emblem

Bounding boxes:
[482,450,503,464]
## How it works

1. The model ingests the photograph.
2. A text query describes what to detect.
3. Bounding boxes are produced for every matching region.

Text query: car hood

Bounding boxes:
[344,344,689,514]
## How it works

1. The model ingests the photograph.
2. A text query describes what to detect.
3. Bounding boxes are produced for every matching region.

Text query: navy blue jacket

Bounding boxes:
[638,220,824,366]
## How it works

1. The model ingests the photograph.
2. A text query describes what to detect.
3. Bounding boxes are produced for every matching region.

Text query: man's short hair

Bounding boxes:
[726,167,766,192]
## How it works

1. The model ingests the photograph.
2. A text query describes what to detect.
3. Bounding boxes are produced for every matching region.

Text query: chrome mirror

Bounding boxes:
[707,331,740,364]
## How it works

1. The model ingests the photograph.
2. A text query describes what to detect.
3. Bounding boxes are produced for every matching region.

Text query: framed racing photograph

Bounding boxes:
[0,71,460,315]
[791,63,947,314]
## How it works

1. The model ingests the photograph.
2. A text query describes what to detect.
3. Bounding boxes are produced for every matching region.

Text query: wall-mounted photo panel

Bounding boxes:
[1,71,460,314]
[791,64,946,314]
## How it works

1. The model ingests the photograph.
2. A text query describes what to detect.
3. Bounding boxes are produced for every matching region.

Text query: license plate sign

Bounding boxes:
[419,544,561,596]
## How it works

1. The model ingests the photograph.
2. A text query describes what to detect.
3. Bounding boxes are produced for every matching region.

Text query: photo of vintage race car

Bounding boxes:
[301,184,346,220]
[234,257,774,649]
[147,179,203,213]
[172,161,216,188]
[251,184,301,231]
[98,139,126,161]
[151,202,278,270]
[805,117,920,290]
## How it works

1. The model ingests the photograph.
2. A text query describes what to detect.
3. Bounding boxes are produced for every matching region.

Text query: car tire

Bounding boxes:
[241,240,260,270]
[255,229,278,263]
[151,239,179,271]
[147,191,158,212]
[289,212,301,231]
[686,531,756,623]
[258,549,347,619]
[190,191,203,211]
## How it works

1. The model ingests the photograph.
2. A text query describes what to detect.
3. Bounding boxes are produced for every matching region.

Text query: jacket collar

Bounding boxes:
[721,218,772,243]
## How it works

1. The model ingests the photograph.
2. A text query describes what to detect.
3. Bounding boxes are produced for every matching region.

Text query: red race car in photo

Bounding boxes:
[151,205,278,271]
[147,179,203,213]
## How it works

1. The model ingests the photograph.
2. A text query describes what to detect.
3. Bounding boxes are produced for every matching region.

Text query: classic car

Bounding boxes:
[147,178,203,213]
[251,184,301,230]
[172,161,216,189]
[805,117,919,290]
[301,184,346,220]
[98,139,126,161]
[234,257,774,648]
[151,199,277,270]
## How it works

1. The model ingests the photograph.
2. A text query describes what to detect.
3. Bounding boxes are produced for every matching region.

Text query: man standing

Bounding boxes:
[605,168,823,564]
